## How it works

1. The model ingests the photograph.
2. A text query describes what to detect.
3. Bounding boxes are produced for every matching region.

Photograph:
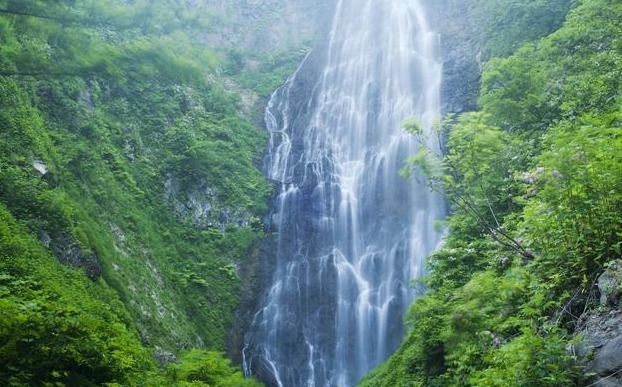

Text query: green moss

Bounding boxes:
[0,1,273,384]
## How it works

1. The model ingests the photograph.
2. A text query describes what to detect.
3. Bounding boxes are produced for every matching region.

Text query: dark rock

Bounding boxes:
[44,233,102,280]
[575,266,622,382]
[576,309,622,356]
[592,377,622,387]
[599,261,622,306]
[164,176,251,231]
[593,335,622,375]
[423,0,481,114]
[154,348,178,368]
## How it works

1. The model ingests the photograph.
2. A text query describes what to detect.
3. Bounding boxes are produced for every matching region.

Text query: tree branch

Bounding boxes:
[453,195,533,260]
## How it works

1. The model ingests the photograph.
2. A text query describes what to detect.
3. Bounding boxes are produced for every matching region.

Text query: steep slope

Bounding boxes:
[0,0,322,384]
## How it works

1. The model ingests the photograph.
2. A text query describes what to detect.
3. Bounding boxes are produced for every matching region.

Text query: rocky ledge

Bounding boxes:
[576,261,622,386]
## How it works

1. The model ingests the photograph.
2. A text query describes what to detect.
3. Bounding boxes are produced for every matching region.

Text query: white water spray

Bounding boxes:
[245,1,444,385]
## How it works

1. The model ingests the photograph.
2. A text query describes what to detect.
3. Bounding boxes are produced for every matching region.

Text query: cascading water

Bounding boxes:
[244,0,444,386]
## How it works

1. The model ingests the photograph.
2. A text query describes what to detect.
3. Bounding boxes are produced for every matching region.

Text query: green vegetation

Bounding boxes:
[362,0,622,385]
[167,350,262,386]
[235,46,311,98]
[0,0,311,384]
[0,204,154,386]
[8,0,618,384]
[473,0,573,58]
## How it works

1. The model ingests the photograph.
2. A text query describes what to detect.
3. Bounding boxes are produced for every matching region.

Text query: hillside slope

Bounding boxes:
[361,0,622,385]
[0,0,322,384]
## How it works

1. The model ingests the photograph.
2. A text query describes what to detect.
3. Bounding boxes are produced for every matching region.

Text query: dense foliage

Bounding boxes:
[473,0,573,58]
[361,0,622,385]
[0,203,168,385]
[0,0,311,384]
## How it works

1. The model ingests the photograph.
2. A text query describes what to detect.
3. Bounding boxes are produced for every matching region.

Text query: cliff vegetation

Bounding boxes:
[361,0,622,385]
[0,0,315,385]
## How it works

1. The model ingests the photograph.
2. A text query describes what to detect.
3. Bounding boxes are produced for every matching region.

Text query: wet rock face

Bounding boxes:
[246,1,448,384]
[599,261,622,306]
[575,261,622,385]
[576,309,622,385]
[244,45,337,387]
[164,176,251,231]
[244,2,480,385]
[41,232,102,279]
[423,0,481,114]
[199,0,333,54]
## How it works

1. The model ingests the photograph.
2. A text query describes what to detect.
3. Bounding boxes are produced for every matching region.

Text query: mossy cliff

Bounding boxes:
[0,0,325,384]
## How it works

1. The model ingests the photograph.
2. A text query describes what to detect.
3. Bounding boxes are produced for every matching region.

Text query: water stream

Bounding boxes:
[244,1,444,385]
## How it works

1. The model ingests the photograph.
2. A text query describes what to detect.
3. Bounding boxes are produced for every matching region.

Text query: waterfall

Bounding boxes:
[244,0,444,385]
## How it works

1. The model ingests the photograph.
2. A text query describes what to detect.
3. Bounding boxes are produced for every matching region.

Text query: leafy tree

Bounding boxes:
[404,112,530,261]
[470,326,579,386]
[520,112,622,304]
[479,45,558,133]
[167,350,262,387]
